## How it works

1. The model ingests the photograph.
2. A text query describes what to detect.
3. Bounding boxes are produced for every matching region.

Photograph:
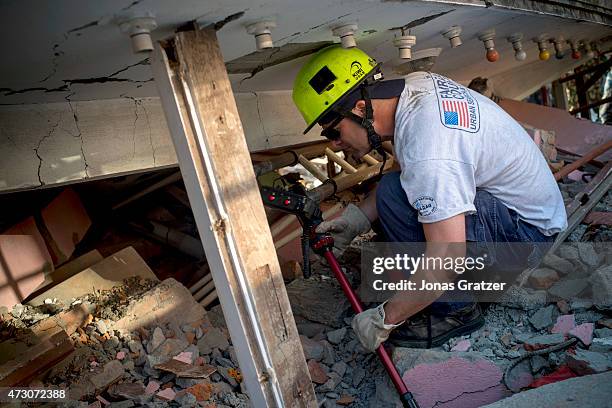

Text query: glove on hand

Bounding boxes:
[315,203,371,257]
[351,301,404,352]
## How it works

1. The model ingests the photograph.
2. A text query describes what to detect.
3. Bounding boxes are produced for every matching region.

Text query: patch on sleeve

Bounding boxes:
[413,196,437,217]
[431,73,480,133]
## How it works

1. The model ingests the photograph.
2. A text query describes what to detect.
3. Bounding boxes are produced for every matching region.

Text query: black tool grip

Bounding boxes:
[401,392,419,408]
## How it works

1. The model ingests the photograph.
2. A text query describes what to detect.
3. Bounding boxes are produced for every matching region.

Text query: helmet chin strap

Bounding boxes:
[335,84,388,176]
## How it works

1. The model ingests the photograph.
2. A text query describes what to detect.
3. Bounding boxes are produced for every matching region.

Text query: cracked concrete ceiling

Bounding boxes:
[1,0,611,104]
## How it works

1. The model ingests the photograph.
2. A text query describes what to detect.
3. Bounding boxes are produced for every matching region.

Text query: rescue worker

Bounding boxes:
[291,45,567,352]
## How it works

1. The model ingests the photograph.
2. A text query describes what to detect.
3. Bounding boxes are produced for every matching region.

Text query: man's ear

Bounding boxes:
[353,100,366,116]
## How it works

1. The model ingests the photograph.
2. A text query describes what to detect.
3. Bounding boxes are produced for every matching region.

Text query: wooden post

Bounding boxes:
[151,27,316,407]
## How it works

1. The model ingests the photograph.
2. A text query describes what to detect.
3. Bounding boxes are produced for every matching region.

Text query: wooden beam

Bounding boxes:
[298,154,329,182]
[559,58,612,84]
[151,27,315,407]
[554,140,612,180]
[569,96,612,115]
[325,148,358,174]
[550,162,612,254]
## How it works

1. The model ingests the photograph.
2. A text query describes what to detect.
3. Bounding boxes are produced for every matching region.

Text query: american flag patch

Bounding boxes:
[431,73,480,133]
[442,100,469,127]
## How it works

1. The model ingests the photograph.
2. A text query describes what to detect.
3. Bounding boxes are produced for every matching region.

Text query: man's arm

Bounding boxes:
[383,213,466,325]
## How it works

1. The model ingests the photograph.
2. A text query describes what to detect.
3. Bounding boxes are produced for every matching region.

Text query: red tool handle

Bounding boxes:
[323,251,419,408]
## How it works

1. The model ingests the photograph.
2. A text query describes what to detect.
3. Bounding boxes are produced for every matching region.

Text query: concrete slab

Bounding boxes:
[393,348,510,408]
[482,371,612,408]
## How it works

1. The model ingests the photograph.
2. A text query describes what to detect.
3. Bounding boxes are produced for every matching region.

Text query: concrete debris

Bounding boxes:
[483,371,612,408]
[327,327,347,345]
[1,277,248,406]
[542,253,574,275]
[504,359,533,393]
[529,304,557,330]
[395,348,509,408]
[590,338,612,353]
[566,349,612,375]
[147,327,165,353]
[590,264,612,307]
[528,268,559,289]
[547,279,590,301]
[300,335,324,361]
[197,327,229,355]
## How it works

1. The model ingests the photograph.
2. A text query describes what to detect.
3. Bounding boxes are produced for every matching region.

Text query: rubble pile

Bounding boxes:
[1,278,249,407]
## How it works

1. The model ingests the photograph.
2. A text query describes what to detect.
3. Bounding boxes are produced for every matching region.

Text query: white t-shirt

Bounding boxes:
[393,72,567,236]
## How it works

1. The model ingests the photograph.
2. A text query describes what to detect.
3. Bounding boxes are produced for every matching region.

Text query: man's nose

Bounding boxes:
[331,139,344,148]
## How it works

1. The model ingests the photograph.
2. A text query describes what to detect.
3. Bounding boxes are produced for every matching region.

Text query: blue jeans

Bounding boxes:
[374,172,554,314]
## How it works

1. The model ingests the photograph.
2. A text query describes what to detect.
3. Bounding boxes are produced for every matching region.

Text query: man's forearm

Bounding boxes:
[358,187,378,223]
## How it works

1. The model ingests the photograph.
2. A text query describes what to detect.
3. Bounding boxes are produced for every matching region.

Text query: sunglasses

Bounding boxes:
[320,115,343,141]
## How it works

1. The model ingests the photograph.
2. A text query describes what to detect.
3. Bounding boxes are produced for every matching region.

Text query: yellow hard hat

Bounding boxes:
[292,45,380,133]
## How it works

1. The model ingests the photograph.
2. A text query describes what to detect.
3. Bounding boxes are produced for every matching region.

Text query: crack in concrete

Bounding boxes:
[389,10,454,33]
[140,99,156,167]
[430,383,502,408]
[65,92,90,178]
[121,0,145,11]
[212,11,246,31]
[251,92,269,146]
[107,58,151,78]
[240,47,282,84]
[33,113,63,186]
[122,96,139,160]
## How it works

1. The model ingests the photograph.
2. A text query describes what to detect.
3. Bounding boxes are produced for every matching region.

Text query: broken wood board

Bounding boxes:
[25,250,103,305]
[26,246,157,307]
[154,359,216,378]
[0,326,74,386]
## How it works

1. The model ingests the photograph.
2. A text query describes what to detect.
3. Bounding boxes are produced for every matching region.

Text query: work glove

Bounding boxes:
[351,301,404,352]
[315,203,371,258]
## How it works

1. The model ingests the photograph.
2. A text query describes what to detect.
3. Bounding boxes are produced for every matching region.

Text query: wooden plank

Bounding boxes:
[298,154,329,182]
[325,148,358,174]
[26,246,158,306]
[554,140,612,180]
[0,327,74,386]
[151,27,315,407]
[550,168,612,254]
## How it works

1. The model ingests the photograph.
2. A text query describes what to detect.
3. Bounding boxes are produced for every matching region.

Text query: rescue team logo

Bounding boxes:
[351,61,365,80]
[431,73,480,133]
[413,196,437,217]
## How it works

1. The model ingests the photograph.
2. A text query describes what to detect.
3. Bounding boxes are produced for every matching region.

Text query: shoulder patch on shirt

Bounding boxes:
[413,196,437,217]
[430,73,480,133]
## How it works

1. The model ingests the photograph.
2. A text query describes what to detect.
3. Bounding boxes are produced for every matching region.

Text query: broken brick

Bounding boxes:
[187,381,214,401]
[307,360,328,384]
[450,339,471,352]
[145,380,160,395]
[156,387,176,401]
[551,314,575,335]
[569,323,594,346]
[337,395,355,405]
